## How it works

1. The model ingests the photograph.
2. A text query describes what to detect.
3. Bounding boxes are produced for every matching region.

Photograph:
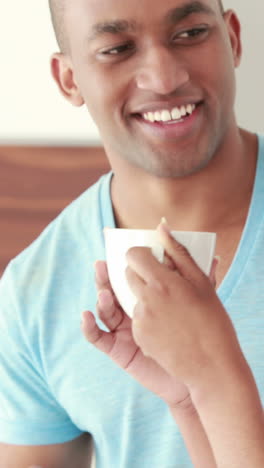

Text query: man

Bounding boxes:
[0,0,264,466]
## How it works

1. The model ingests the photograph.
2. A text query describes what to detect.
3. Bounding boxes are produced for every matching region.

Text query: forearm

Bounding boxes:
[170,404,217,468]
[190,355,264,468]
[0,434,93,468]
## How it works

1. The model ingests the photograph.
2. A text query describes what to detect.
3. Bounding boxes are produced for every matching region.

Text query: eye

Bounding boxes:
[173,26,209,43]
[100,41,135,56]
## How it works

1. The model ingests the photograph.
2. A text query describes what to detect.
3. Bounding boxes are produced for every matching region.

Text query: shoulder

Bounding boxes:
[0,172,113,317]
[5,171,112,272]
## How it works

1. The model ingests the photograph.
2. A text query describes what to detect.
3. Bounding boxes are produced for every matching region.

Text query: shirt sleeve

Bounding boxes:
[0,262,83,445]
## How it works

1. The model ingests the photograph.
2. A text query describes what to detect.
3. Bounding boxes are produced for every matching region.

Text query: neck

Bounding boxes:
[110,129,258,233]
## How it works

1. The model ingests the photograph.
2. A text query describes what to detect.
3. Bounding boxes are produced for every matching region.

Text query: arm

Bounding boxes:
[190,349,264,468]
[127,222,264,467]
[169,405,217,468]
[82,262,217,468]
[0,433,93,468]
[169,358,264,468]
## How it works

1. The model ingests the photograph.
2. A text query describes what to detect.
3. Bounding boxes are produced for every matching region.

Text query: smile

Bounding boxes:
[142,104,196,124]
[132,101,203,140]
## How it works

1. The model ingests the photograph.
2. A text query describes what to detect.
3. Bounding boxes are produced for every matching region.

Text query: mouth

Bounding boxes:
[130,101,204,141]
[132,101,202,126]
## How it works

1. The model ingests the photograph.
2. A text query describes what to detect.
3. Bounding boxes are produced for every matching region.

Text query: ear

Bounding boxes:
[223,10,242,68]
[50,53,85,107]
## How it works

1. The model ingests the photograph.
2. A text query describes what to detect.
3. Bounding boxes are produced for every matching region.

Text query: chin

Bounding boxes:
[131,147,213,179]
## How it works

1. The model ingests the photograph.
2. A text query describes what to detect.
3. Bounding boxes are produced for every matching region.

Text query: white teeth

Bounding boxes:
[180,105,187,117]
[142,104,196,122]
[147,112,155,122]
[154,111,161,121]
[161,110,172,122]
[171,107,182,120]
[144,112,155,122]
[186,104,193,114]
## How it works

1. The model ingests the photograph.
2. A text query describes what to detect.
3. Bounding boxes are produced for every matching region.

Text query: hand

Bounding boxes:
[81,260,192,409]
[126,222,239,389]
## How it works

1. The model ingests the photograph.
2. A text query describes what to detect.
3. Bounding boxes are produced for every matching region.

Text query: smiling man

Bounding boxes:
[1,0,264,467]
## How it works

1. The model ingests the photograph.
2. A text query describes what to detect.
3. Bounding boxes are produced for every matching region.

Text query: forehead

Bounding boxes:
[64,0,221,55]
[66,0,220,28]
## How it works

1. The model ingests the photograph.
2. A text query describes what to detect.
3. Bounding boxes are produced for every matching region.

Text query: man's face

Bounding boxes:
[63,0,241,178]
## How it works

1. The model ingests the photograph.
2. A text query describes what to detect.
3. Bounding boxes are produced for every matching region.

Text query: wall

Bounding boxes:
[0,0,263,144]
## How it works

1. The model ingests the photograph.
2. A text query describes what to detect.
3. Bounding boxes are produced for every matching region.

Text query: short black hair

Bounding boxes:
[48,0,225,53]
[49,0,68,53]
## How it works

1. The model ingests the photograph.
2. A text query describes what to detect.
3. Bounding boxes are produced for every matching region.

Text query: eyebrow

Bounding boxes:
[86,1,215,43]
[86,20,138,43]
[166,1,215,24]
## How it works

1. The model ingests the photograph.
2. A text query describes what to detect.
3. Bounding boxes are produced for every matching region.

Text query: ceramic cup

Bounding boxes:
[104,228,216,318]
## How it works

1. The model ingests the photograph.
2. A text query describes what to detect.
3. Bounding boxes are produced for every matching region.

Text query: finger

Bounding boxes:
[126,246,172,287]
[209,256,220,288]
[132,301,151,325]
[81,310,115,354]
[157,222,205,284]
[94,260,111,289]
[95,260,121,308]
[97,289,128,331]
[164,252,177,271]
[126,265,147,299]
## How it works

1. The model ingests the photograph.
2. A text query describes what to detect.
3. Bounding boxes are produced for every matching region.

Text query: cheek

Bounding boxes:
[212,47,237,103]
[75,68,112,121]
[199,56,236,116]
[214,61,236,112]
[191,37,237,99]
[73,54,134,124]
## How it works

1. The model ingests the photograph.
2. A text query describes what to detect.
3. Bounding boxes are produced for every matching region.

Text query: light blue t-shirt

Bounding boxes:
[1,135,264,467]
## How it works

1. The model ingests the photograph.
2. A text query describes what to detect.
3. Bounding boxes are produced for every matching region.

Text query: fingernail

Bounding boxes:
[95,261,108,281]
[98,290,113,307]
[94,260,100,273]
[80,310,88,328]
[214,255,221,264]
[158,217,171,235]
[94,260,105,269]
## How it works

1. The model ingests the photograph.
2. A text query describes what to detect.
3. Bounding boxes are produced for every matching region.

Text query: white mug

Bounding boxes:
[104,228,216,318]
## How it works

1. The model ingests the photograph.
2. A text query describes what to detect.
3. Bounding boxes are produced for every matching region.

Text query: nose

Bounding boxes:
[135,46,190,95]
